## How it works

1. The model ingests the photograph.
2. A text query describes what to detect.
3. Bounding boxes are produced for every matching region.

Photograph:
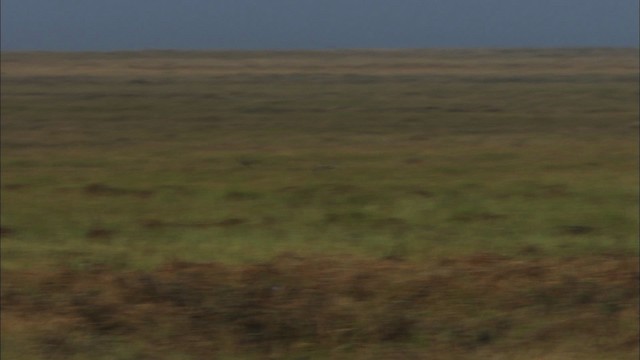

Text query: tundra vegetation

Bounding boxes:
[1,49,638,359]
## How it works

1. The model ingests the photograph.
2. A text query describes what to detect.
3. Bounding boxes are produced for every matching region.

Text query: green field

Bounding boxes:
[1,49,639,359]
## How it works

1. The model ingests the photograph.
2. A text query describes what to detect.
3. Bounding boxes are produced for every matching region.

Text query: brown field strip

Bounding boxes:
[2,254,638,358]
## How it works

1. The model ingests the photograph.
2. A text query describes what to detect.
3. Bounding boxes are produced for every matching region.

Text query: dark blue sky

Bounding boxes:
[2,0,638,51]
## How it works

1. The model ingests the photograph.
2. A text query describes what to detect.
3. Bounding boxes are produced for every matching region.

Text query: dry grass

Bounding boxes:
[1,48,638,358]
[2,253,638,359]
[2,48,636,78]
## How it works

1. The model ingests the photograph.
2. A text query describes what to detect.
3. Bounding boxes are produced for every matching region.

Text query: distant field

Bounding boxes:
[1,49,638,359]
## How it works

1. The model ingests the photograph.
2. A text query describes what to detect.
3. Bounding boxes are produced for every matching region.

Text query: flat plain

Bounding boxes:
[1,49,639,359]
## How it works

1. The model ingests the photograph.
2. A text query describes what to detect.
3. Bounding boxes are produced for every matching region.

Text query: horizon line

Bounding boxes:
[2,46,638,54]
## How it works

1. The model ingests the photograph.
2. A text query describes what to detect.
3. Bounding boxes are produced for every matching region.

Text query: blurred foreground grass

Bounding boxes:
[1,49,638,359]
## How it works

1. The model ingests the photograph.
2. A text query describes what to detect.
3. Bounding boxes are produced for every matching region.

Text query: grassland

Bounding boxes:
[1,48,639,359]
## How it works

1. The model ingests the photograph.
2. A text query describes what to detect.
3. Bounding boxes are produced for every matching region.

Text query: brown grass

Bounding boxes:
[2,253,638,359]
[2,49,636,79]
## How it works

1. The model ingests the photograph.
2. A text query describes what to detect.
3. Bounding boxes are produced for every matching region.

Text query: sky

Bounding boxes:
[1,0,638,51]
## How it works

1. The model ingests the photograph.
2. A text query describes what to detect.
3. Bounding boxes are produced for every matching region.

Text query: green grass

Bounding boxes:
[2,49,638,269]
[1,49,638,359]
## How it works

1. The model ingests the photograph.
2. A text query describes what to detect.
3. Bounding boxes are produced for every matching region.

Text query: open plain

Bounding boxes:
[1,49,639,359]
